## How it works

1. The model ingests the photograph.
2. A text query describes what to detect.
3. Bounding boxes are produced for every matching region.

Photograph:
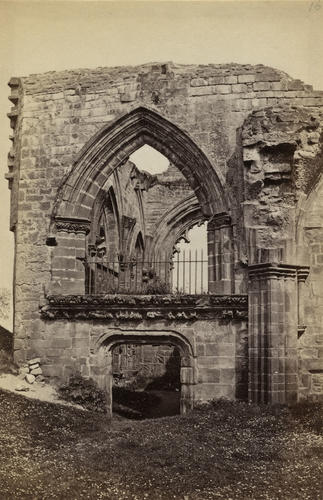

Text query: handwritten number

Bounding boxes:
[309,0,321,11]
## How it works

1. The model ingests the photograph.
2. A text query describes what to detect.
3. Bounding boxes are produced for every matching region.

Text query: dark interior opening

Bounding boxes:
[112,343,181,420]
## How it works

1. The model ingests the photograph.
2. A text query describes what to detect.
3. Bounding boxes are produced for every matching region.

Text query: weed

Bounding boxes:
[145,278,170,295]
[58,374,107,413]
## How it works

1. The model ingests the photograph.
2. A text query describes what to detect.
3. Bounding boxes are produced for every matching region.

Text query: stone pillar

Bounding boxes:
[248,253,309,404]
[49,217,90,294]
[207,212,234,294]
[90,347,113,418]
[180,355,195,414]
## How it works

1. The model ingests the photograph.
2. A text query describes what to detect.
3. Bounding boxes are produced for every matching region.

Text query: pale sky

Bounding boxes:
[0,0,322,327]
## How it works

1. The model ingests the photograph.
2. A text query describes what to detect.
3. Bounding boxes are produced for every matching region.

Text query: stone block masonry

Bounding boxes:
[6,62,323,411]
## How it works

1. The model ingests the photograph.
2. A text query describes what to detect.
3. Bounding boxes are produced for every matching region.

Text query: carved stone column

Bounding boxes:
[248,258,309,404]
[207,212,234,294]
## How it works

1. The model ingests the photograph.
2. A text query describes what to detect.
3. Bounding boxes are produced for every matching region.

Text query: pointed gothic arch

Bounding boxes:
[89,186,120,248]
[53,107,227,224]
[149,194,205,260]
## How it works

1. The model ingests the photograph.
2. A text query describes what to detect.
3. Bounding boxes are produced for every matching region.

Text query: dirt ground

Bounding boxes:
[0,373,84,409]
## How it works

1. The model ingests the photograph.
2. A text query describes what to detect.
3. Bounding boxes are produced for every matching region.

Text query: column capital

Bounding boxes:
[248,263,310,280]
[55,216,91,234]
[297,266,310,282]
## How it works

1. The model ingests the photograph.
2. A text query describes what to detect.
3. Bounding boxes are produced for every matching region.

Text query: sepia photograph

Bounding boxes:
[0,0,322,498]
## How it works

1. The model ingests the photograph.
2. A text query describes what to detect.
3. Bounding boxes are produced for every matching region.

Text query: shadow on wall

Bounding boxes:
[112,345,181,390]
[0,325,13,352]
[112,348,181,419]
[0,325,15,374]
[145,349,181,391]
[235,331,248,401]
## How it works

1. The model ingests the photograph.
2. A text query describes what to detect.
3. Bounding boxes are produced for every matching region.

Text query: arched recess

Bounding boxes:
[149,194,205,260]
[296,174,323,261]
[295,174,323,399]
[91,328,195,418]
[132,231,145,258]
[54,107,227,222]
[86,186,121,294]
[89,186,120,252]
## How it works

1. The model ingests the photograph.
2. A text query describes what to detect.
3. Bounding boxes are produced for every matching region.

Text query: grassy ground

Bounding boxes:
[0,390,322,499]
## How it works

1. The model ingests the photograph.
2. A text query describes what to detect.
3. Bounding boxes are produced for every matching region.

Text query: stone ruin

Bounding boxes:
[6,62,323,416]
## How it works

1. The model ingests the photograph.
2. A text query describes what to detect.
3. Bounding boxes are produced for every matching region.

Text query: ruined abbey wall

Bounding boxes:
[6,62,323,410]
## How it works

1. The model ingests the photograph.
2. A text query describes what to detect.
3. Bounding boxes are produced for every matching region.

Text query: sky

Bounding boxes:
[0,0,322,328]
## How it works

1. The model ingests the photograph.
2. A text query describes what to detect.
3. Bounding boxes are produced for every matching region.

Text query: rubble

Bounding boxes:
[23,359,43,384]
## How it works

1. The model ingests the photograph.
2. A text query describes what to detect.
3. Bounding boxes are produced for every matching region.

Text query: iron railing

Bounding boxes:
[85,250,208,295]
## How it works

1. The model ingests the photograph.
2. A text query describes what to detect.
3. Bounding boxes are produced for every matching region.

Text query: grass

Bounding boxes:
[0,390,322,499]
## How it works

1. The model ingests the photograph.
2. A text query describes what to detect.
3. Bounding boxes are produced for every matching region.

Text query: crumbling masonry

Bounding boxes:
[6,62,323,415]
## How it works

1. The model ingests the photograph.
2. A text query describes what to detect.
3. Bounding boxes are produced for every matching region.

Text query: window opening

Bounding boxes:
[172,223,208,294]
[129,144,169,175]
[86,145,208,295]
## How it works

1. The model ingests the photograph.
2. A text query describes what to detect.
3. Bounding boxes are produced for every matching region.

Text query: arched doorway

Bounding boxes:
[92,329,195,418]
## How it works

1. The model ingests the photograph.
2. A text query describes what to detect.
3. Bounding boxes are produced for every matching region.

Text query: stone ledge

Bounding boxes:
[45,293,247,307]
[54,216,91,234]
[40,294,248,321]
[248,263,310,280]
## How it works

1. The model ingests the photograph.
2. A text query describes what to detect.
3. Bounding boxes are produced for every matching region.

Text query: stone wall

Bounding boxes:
[240,106,323,402]
[297,176,323,400]
[112,344,181,389]
[34,312,247,412]
[6,62,323,405]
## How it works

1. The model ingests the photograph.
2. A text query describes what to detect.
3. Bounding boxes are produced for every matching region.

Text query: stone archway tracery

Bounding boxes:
[54,106,227,222]
[149,194,205,260]
[49,107,230,295]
